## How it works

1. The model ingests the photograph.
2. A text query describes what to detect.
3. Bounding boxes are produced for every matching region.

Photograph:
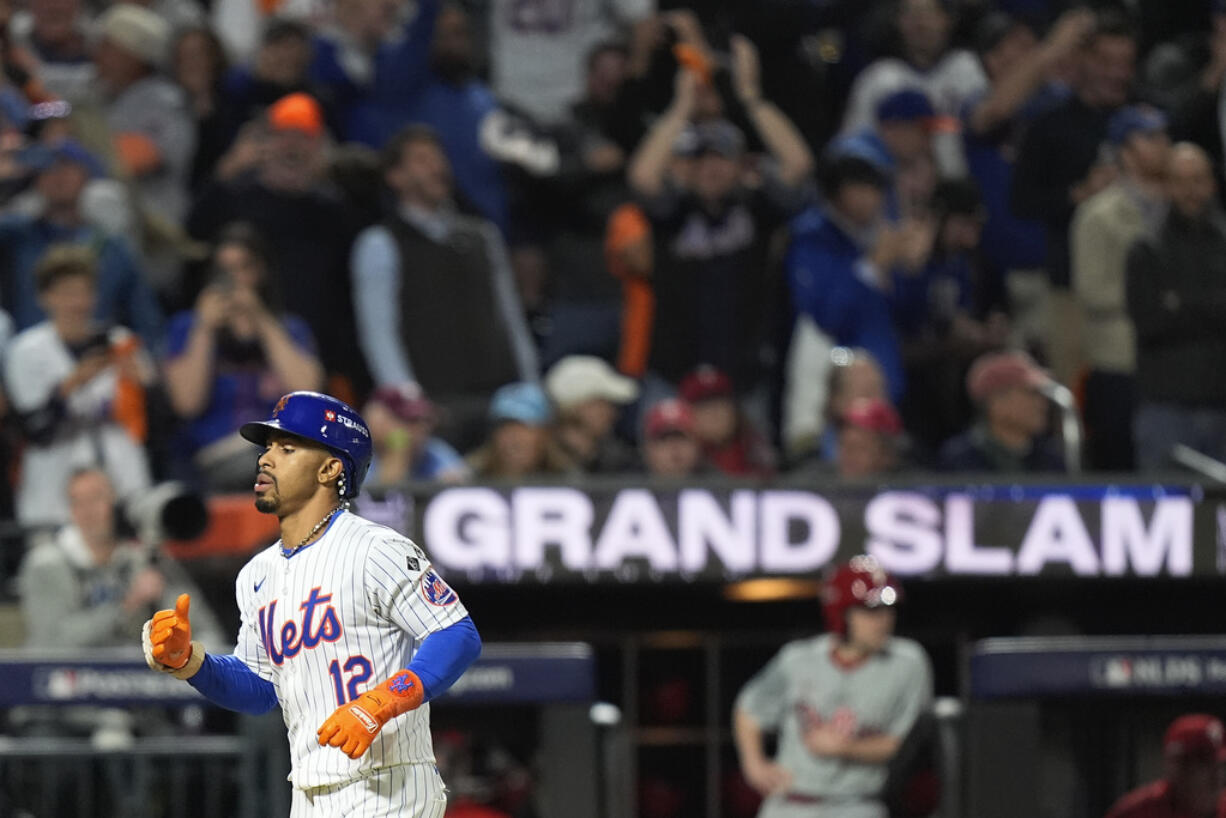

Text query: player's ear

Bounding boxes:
[318,456,343,488]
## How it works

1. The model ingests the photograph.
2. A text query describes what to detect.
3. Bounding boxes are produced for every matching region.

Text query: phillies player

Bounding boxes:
[141,391,481,816]
[1104,714,1226,818]
[734,555,932,818]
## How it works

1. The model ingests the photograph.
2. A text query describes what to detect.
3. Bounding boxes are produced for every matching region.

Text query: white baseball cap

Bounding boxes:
[545,356,639,410]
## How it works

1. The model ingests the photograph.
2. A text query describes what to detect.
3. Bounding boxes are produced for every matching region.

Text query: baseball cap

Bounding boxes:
[489,382,553,426]
[20,138,107,178]
[679,365,734,403]
[370,382,435,423]
[268,93,325,137]
[545,356,639,410]
[966,351,1051,403]
[1107,105,1168,147]
[875,89,936,125]
[1164,715,1226,762]
[98,4,170,67]
[644,399,695,440]
[841,398,903,436]
[676,119,745,158]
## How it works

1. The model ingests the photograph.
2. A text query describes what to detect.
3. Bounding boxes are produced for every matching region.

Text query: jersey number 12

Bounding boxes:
[328,655,374,705]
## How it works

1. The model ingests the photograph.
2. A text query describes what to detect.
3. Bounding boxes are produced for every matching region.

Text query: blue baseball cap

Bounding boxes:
[1107,106,1168,147]
[19,138,107,178]
[875,89,935,124]
[489,382,553,426]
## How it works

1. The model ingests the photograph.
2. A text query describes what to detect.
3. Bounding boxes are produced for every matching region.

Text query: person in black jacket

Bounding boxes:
[1126,142,1226,471]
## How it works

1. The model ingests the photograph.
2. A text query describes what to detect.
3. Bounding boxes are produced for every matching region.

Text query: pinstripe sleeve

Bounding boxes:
[365,537,469,640]
[234,560,274,682]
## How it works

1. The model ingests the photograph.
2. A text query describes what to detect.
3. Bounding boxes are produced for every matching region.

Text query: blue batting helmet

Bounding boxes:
[239,391,372,499]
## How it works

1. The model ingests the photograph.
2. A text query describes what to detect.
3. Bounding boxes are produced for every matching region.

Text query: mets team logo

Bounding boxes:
[258,587,343,666]
[272,395,290,417]
[421,570,458,606]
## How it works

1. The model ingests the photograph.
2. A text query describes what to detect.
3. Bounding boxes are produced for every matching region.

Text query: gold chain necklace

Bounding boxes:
[285,505,343,555]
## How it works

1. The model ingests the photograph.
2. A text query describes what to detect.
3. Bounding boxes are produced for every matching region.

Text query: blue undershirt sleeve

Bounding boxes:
[406,615,482,702]
[187,653,280,715]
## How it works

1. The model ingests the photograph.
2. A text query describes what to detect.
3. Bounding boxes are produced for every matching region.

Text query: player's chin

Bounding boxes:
[254,494,279,513]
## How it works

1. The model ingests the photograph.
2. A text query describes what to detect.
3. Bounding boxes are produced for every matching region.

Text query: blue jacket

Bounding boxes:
[0,215,163,345]
[786,207,904,400]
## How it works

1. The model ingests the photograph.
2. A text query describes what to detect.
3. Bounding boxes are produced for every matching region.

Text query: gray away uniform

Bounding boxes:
[735,634,932,818]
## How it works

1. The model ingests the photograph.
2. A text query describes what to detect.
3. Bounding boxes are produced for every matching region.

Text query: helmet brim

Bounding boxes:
[239,419,283,447]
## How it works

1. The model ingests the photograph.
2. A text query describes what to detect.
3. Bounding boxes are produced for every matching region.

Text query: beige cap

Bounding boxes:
[545,356,639,410]
[98,4,170,67]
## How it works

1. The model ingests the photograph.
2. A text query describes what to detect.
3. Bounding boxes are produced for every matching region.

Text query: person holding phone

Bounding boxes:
[162,222,324,491]
[3,245,154,527]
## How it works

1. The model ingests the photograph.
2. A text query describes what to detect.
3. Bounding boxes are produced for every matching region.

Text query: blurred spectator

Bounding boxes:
[733,557,932,815]
[94,4,195,225]
[7,0,95,103]
[641,398,703,478]
[309,0,434,147]
[162,223,323,491]
[171,26,237,194]
[3,246,154,526]
[544,355,639,475]
[938,350,1064,473]
[362,382,469,487]
[466,382,573,479]
[488,0,652,125]
[188,92,363,388]
[390,1,508,230]
[1104,714,1226,818]
[786,155,922,404]
[828,88,939,220]
[212,0,321,62]
[835,397,905,479]
[17,466,223,648]
[220,19,322,137]
[0,138,162,344]
[679,365,774,477]
[1142,1,1226,173]
[1126,143,1226,471]
[1071,106,1170,472]
[962,10,1092,337]
[1011,10,1136,383]
[534,41,637,367]
[626,37,813,394]
[840,0,986,175]
[352,125,537,451]
[894,178,1007,451]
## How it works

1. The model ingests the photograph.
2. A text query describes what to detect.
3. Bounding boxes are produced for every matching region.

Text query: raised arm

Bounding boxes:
[628,69,698,198]
[730,35,814,187]
[966,10,1094,136]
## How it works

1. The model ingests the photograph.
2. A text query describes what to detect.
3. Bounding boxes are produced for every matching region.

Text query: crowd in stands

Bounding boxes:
[1,0,1225,530]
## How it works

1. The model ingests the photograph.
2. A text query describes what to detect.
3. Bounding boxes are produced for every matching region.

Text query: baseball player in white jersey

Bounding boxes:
[141,391,482,817]
[734,555,933,818]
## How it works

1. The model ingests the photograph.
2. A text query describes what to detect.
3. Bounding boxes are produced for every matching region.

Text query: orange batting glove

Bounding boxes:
[316,670,426,759]
[142,594,205,680]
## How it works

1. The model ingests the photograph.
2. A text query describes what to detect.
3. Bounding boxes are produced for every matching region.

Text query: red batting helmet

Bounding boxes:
[822,555,903,636]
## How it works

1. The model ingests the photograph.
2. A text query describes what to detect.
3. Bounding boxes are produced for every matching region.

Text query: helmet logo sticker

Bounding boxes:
[325,410,337,422]
[273,395,290,417]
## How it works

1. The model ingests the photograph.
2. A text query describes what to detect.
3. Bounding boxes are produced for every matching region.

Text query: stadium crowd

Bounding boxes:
[0,0,1223,531]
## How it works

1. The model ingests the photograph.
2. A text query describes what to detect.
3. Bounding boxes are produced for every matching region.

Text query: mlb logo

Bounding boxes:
[325,410,337,422]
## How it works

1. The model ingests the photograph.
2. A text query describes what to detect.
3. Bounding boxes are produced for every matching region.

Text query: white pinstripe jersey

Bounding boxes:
[232,510,469,789]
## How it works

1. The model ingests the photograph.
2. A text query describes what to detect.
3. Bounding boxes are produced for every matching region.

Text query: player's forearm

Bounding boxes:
[187,653,279,715]
[733,708,769,767]
[406,615,482,701]
[744,101,814,187]
[841,733,902,764]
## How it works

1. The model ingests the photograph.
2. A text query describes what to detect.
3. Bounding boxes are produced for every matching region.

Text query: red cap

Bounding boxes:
[371,383,435,423]
[268,93,324,137]
[841,397,902,436]
[966,351,1050,403]
[679,365,734,403]
[1165,715,1226,762]
[644,399,695,439]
